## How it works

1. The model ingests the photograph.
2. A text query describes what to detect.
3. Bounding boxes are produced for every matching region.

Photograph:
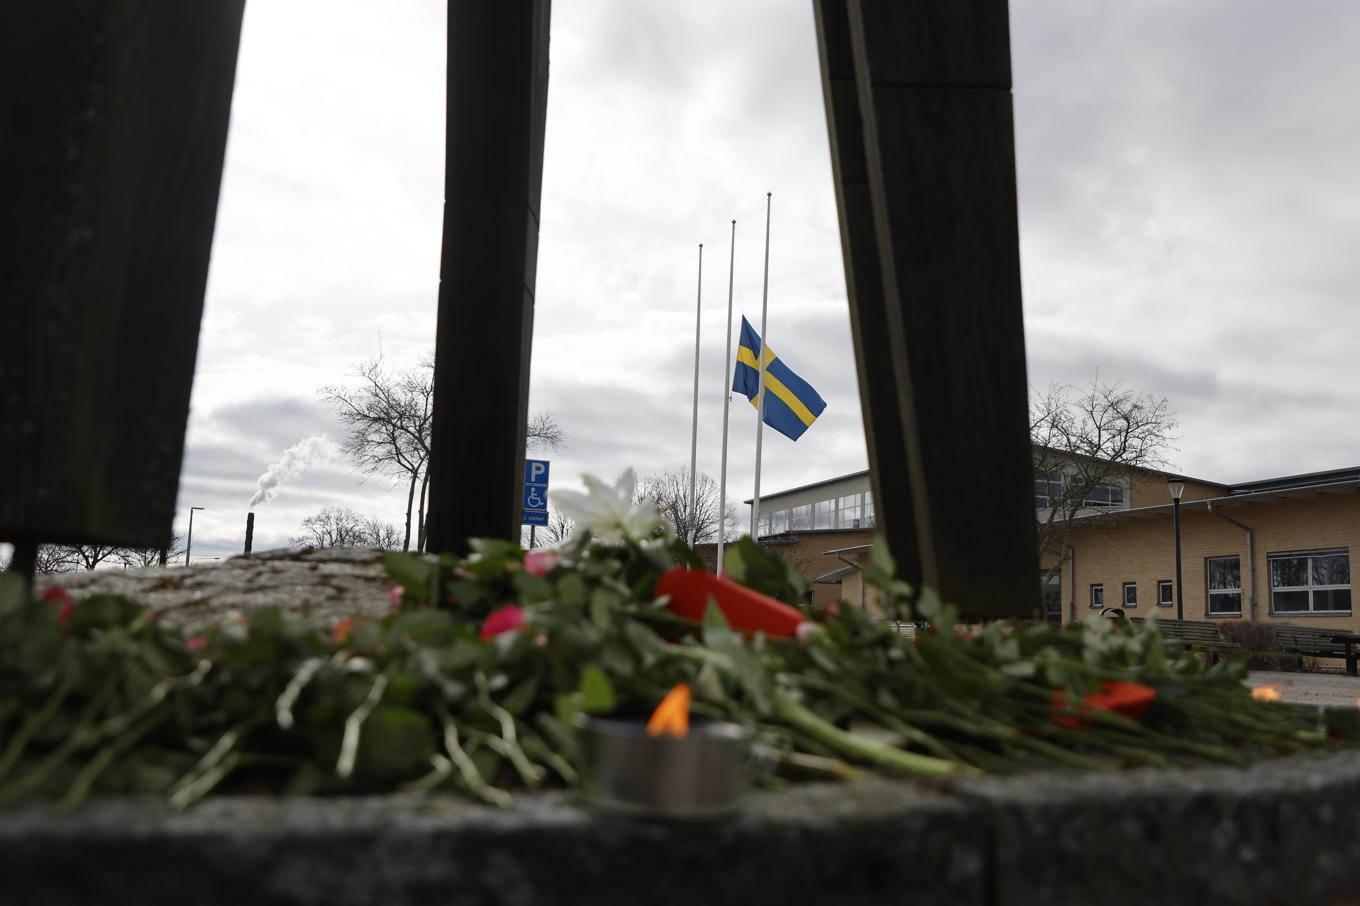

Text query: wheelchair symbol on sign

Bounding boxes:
[525,487,547,510]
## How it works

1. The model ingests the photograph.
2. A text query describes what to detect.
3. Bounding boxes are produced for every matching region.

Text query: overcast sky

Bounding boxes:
[167,0,1360,561]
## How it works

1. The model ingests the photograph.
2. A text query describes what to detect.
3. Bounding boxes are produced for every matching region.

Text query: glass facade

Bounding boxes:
[755,488,877,537]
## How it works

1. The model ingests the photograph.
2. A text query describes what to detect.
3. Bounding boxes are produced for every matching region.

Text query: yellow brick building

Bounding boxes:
[745,462,1359,631]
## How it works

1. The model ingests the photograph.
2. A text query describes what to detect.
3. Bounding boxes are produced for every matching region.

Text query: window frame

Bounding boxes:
[1089,583,1104,608]
[1205,555,1243,617]
[1268,548,1351,615]
[838,494,862,529]
[813,499,835,530]
[1122,581,1137,607]
[1157,579,1174,608]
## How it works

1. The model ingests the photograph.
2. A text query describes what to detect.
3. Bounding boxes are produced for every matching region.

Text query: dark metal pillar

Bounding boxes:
[426,0,552,555]
[813,0,1038,617]
[0,3,245,554]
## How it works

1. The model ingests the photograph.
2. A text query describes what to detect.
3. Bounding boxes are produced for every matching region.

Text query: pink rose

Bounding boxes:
[42,587,74,629]
[523,550,562,578]
[388,585,404,609]
[185,635,207,652]
[480,605,525,642]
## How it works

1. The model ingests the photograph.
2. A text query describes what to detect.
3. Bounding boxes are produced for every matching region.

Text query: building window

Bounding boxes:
[1206,556,1242,615]
[814,500,835,530]
[1043,573,1062,619]
[839,495,862,528]
[1035,470,1064,509]
[1157,580,1173,607]
[772,510,788,535]
[788,504,812,531]
[1090,584,1104,608]
[1270,550,1351,614]
[1123,582,1137,607]
[863,495,875,527]
[1083,484,1125,508]
[757,514,771,537]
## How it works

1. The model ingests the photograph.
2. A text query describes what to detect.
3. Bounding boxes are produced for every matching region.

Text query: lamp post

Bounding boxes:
[1168,479,1186,620]
[185,506,205,566]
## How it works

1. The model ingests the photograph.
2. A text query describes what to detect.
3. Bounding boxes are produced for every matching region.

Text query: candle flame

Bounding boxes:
[647,683,692,739]
[1252,685,1282,702]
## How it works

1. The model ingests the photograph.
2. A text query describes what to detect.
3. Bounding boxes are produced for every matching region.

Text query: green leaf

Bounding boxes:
[68,595,145,633]
[388,609,455,647]
[354,706,435,782]
[468,538,522,561]
[869,538,896,578]
[0,573,26,618]
[555,573,586,608]
[383,552,433,602]
[578,665,616,714]
[722,537,806,605]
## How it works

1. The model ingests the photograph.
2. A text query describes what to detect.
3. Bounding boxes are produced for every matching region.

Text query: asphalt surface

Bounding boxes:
[1245,670,1360,707]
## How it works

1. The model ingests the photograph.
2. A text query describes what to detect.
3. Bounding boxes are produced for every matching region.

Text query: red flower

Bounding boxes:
[388,585,404,610]
[480,605,525,642]
[1051,680,1156,728]
[42,587,74,629]
[654,569,806,638]
[523,550,562,578]
[332,617,355,645]
[185,635,207,652]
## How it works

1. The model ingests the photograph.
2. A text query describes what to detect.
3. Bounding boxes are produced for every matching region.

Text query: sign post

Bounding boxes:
[522,459,550,533]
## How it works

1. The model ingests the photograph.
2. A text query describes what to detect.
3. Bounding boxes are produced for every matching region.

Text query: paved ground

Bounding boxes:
[1245,669,1360,707]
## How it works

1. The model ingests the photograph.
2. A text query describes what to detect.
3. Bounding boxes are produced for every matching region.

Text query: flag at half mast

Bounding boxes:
[732,316,827,441]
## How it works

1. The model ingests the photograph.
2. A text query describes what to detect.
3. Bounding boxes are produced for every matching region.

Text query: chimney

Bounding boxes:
[244,512,255,557]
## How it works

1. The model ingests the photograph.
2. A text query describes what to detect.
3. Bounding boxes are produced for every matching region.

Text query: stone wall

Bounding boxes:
[35,547,396,631]
[5,752,1360,905]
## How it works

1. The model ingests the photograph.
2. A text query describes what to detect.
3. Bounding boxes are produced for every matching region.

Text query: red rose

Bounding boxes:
[523,550,562,578]
[42,587,74,629]
[480,605,525,642]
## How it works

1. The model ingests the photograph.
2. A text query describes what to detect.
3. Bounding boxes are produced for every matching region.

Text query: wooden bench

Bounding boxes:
[1130,618,1241,651]
[1271,625,1360,676]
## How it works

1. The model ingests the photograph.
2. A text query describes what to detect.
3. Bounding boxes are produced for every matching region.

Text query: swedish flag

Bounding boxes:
[732,316,827,441]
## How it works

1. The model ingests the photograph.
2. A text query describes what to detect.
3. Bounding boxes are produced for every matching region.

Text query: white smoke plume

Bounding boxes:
[248,435,339,507]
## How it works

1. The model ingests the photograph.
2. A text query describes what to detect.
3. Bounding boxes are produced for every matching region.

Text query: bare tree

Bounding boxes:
[543,508,575,545]
[32,545,79,575]
[291,507,402,550]
[636,469,737,545]
[526,411,566,452]
[118,533,185,569]
[322,356,432,552]
[1031,377,1177,577]
[66,544,123,571]
[324,353,565,552]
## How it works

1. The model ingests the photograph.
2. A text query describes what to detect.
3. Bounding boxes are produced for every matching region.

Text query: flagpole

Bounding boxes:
[716,220,736,573]
[751,192,772,538]
[687,243,703,548]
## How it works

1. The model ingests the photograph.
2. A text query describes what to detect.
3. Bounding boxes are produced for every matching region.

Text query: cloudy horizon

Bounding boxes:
[90,0,1360,563]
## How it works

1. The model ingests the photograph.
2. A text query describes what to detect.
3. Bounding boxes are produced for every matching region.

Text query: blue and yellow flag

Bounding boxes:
[732,316,827,441]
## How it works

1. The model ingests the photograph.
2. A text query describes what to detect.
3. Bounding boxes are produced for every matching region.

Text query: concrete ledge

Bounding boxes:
[6,752,1360,905]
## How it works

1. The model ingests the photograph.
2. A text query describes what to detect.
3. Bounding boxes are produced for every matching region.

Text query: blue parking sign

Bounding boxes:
[523,458,550,526]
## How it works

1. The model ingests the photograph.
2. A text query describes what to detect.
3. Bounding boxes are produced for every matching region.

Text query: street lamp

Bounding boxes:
[1167,479,1186,620]
[185,506,205,566]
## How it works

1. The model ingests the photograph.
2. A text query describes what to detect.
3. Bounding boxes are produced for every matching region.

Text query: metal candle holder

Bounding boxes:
[576,714,749,819]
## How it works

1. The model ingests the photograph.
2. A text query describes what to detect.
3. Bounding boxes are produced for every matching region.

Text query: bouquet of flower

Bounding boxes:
[0,470,1330,810]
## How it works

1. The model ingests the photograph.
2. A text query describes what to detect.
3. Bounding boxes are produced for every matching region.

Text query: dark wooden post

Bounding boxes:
[813,0,1038,617]
[426,0,552,555]
[0,3,245,559]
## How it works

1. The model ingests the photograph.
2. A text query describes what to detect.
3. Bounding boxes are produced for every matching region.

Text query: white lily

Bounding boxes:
[549,468,673,543]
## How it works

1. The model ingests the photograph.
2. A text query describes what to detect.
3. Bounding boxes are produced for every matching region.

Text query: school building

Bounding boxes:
[736,459,1359,632]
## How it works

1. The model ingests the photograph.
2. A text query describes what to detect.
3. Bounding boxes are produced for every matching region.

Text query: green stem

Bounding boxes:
[0,677,74,783]
[772,692,968,777]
